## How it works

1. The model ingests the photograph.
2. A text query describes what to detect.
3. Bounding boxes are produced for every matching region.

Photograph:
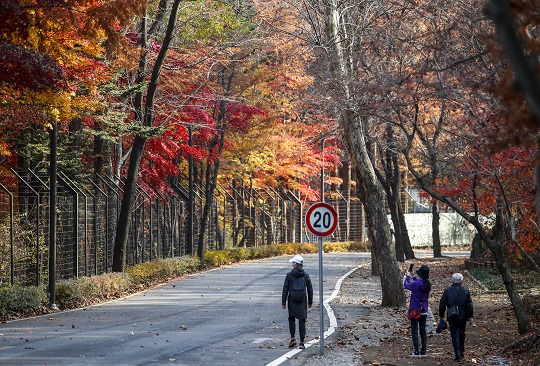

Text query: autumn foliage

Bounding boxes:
[0,0,341,203]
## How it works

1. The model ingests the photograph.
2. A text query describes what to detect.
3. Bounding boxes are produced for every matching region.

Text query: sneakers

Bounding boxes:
[288,338,297,348]
[420,353,427,358]
[454,354,464,362]
[409,352,420,358]
[299,343,305,349]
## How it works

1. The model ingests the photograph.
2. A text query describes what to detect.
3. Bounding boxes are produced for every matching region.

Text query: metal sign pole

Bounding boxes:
[318,235,324,355]
[305,202,337,356]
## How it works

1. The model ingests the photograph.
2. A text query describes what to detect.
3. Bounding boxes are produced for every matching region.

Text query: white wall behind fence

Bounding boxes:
[394,213,473,248]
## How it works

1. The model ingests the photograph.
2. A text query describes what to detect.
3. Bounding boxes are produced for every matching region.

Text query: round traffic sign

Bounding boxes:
[305,202,338,237]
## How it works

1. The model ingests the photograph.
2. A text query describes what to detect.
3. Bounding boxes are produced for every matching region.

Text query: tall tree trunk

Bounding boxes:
[378,122,410,262]
[197,135,224,264]
[432,201,442,257]
[536,140,540,228]
[397,202,415,259]
[93,135,104,177]
[341,160,351,241]
[112,0,182,272]
[345,112,405,306]
[388,194,405,262]
[68,117,82,151]
[324,0,405,307]
[490,203,530,334]
[415,100,445,257]
[488,0,540,127]
[113,135,146,271]
[197,63,236,263]
[405,150,531,333]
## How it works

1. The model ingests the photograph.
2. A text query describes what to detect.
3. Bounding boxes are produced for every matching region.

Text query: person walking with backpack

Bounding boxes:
[282,255,313,349]
[403,264,432,358]
[439,273,474,362]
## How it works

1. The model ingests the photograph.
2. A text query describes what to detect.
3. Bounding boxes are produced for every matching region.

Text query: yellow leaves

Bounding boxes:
[0,141,12,157]
[21,89,79,122]
[48,107,60,122]
[70,95,103,114]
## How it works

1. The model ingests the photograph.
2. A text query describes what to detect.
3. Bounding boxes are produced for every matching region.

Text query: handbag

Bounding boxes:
[436,318,448,333]
[408,308,421,320]
[447,305,460,321]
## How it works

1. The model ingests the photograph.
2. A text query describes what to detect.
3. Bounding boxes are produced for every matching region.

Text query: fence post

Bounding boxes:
[49,122,58,309]
[268,186,285,244]
[80,184,97,276]
[229,184,242,247]
[288,191,303,244]
[10,168,42,286]
[95,175,121,272]
[89,179,107,274]
[239,181,245,247]
[136,186,152,263]
[333,191,349,242]
[94,176,114,273]
[57,174,79,278]
[0,183,14,285]
[252,189,268,247]
[59,172,88,277]
[218,184,234,250]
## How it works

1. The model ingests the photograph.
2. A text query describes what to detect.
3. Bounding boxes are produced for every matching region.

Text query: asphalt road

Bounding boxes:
[0,252,371,366]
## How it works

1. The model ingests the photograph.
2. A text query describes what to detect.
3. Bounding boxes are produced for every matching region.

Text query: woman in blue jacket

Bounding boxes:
[403,265,432,357]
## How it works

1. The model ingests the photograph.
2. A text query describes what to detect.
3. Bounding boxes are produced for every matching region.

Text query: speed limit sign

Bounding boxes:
[305,202,338,237]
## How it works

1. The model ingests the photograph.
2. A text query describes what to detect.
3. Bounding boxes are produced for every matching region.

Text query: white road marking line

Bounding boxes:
[266,265,360,366]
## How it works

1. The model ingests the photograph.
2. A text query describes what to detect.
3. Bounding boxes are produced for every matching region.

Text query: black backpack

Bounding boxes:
[290,275,306,302]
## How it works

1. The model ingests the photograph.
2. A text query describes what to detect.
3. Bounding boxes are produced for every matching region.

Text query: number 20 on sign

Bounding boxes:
[305,202,338,237]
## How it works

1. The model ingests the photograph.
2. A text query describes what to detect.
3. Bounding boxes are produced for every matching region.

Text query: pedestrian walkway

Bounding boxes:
[294,253,521,366]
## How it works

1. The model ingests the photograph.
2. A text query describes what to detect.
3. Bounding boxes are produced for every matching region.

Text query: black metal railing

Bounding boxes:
[0,170,366,286]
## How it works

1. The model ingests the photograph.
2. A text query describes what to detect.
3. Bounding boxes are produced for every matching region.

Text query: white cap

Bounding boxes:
[452,273,463,283]
[289,255,304,265]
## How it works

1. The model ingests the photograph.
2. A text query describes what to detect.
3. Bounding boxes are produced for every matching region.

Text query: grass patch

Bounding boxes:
[469,267,540,291]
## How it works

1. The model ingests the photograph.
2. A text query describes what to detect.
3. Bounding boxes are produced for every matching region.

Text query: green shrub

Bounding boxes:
[229,248,250,262]
[0,285,47,316]
[324,241,370,252]
[203,241,368,267]
[203,251,230,266]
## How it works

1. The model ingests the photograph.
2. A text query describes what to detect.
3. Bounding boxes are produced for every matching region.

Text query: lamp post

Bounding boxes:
[49,121,58,310]
[319,134,326,354]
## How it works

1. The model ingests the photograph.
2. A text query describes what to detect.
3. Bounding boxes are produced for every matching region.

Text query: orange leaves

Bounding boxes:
[0,0,141,116]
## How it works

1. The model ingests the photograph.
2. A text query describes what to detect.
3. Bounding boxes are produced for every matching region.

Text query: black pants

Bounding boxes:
[410,314,427,355]
[449,320,467,359]
[288,317,306,342]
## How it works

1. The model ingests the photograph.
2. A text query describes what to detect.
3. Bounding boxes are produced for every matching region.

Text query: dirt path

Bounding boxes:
[301,257,538,366]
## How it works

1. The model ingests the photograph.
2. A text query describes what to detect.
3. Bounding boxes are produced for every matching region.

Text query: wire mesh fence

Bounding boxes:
[0,170,367,286]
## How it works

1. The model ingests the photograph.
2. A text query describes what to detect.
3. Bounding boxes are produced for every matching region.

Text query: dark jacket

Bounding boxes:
[282,268,313,320]
[403,275,431,313]
[439,283,474,322]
